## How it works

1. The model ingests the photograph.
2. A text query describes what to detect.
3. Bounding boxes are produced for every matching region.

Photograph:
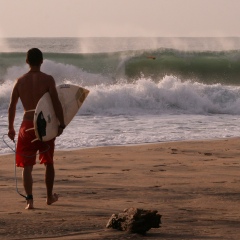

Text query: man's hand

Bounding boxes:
[8,128,16,141]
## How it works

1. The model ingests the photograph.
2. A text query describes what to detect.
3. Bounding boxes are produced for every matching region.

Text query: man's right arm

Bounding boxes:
[8,80,19,141]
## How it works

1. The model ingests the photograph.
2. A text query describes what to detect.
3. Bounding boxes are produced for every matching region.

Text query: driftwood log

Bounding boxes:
[106,208,162,235]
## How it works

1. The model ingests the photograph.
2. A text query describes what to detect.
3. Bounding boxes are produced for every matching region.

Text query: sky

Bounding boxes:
[0,0,240,38]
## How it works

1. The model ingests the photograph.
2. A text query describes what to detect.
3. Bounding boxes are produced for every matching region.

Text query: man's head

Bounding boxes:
[26,48,43,66]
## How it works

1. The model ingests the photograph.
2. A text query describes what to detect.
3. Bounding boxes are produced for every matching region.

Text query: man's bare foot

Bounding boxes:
[46,193,59,205]
[25,199,34,210]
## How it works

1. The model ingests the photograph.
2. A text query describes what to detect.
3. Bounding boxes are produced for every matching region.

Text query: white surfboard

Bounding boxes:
[34,84,89,141]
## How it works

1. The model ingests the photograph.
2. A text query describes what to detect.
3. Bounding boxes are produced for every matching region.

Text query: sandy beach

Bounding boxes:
[0,138,239,240]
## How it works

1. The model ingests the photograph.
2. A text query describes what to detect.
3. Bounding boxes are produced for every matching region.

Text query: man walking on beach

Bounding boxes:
[8,48,65,209]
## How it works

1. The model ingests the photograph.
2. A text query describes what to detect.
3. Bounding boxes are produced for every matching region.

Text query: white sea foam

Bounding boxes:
[81,76,240,116]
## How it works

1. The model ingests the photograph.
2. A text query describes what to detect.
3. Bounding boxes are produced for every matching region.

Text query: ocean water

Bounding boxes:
[1,37,240,154]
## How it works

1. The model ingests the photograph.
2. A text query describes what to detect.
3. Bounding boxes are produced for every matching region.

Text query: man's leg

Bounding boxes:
[22,165,34,209]
[45,163,58,205]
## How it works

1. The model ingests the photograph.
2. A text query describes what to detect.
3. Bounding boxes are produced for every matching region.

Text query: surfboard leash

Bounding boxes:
[2,134,50,199]
[13,140,27,199]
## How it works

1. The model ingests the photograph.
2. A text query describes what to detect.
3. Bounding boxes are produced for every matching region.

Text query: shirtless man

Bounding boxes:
[8,48,65,209]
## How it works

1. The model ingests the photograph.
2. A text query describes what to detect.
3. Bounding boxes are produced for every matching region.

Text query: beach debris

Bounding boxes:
[204,152,212,156]
[106,207,162,235]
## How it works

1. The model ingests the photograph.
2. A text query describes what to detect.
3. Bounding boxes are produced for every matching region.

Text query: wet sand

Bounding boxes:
[0,138,239,239]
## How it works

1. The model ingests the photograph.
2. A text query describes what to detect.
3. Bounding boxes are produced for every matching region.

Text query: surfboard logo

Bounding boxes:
[47,114,51,123]
[36,111,47,141]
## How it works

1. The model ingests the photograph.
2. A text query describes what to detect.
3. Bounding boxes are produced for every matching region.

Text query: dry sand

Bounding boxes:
[0,138,239,240]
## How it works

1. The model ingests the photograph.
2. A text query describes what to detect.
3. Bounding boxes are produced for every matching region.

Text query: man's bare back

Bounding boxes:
[9,67,65,128]
[17,71,56,120]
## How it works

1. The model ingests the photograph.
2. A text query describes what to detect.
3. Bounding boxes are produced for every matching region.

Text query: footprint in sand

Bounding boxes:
[171,148,178,154]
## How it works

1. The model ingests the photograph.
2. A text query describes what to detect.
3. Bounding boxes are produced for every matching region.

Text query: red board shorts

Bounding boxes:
[16,121,55,167]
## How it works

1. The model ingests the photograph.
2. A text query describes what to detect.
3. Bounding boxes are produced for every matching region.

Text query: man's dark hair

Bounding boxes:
[27,48,43,66]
